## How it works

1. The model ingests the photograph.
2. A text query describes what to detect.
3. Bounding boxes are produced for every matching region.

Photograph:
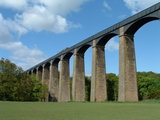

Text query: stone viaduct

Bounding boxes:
[27,3,160,102]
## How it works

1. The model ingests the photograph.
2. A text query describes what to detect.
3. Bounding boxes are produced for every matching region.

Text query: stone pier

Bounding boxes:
[26,3,160,102]
[72,49,85,101]
[42,64,50,101]
[36,67,42,82]
[31,70,34,75]
[49,60,59,101]
[58,56,70,102]
[118,27,138,102]
[90,40,107,102]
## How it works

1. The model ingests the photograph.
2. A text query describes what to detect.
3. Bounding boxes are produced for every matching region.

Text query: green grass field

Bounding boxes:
[0,101,160,120]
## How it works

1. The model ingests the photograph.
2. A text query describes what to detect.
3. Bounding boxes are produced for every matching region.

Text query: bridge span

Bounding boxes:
[27,2,160,102]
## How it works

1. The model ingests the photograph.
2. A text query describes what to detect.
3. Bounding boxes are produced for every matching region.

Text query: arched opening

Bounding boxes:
[49,58,60,102]
[125,17,160,100]
[78,44,91,101]
[71,44,91,101]
[97,33,117,46]
[126,17,159,35]
[63,52,73,79]
[29,71,32,75]
[63,52,73,60]
[61,52,73,101]
[98,33,119,101]
[134,19,160,100]
[83,46,92,78]
[32,69,36,74]
[69,54,74,100]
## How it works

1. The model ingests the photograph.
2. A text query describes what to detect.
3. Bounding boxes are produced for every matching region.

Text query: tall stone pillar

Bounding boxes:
[26,71,29,75]
[58,56,70,102]
[72,49,85,101]
[90,40,107,102]
[42,64,49,101]
[36,67,42,82]
[118,27,138,102]
[31,70,34,75]
[49,60,59,101]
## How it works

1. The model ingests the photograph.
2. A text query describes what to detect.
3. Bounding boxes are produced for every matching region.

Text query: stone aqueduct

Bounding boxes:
[27,3,160,102]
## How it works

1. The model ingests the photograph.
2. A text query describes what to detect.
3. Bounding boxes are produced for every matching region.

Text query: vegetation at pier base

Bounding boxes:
[1,58,160,102]
[85,72,160,101]
[85,76,91,101]
[106,73,118,101]
[137,72,160,100]
[0,58,42,101]
[107,72,160,101]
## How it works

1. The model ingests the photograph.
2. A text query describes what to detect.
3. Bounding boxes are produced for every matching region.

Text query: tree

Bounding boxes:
[85,76,91,101]
[0,58,20,100]
[0,58,42,101]
[13,74,43,101]
[39,83,48,102]
[137,72,160,100]
[106,73,118,101]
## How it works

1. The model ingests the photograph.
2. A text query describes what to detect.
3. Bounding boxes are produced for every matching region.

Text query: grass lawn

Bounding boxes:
[0,101,160,120]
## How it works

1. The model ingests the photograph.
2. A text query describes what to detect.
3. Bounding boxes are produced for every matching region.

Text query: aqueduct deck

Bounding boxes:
[27,2,160,102]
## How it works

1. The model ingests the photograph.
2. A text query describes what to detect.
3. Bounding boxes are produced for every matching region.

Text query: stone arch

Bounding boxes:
[118,15,160,102]
[52,58,60,64]
[91,33,119,102]
[63,52,73,60]
[72,44,91,102]
[77,44,91,54]
[28,71,32,75]
[125,16,160,35]
[96,33,118,46]
[49,58,60,102]
[32,69,37,74]
[44,62,51,68]
[37,65,43,70]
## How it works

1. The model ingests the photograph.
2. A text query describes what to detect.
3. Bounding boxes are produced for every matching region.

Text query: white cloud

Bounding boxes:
[38,0,88,15]
[0,0,88,69]
[103,1,111,10]
[0,13,27,41]
[106,38,119,51]
[0,14,46,70]
[0,24,12,43]
[123,0,160,14]
[16,5,69,33]
[0,41,46,70]
[0,0,87,33]
[0,0,28,10]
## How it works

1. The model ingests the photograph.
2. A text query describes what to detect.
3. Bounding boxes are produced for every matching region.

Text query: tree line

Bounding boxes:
[0,58,160,101]
[0,58,43,101]
[85,72,160,101]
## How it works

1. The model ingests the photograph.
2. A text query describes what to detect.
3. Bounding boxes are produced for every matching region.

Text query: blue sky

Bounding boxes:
[0,0,160,75]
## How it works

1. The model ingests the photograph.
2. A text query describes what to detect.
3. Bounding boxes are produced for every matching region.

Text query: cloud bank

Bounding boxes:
[0,0,88,33]
[0,0,88,69]
[0,13,46,69]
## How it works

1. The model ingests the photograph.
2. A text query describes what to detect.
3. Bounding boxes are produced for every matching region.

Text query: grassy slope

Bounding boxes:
[0,101,160,120]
